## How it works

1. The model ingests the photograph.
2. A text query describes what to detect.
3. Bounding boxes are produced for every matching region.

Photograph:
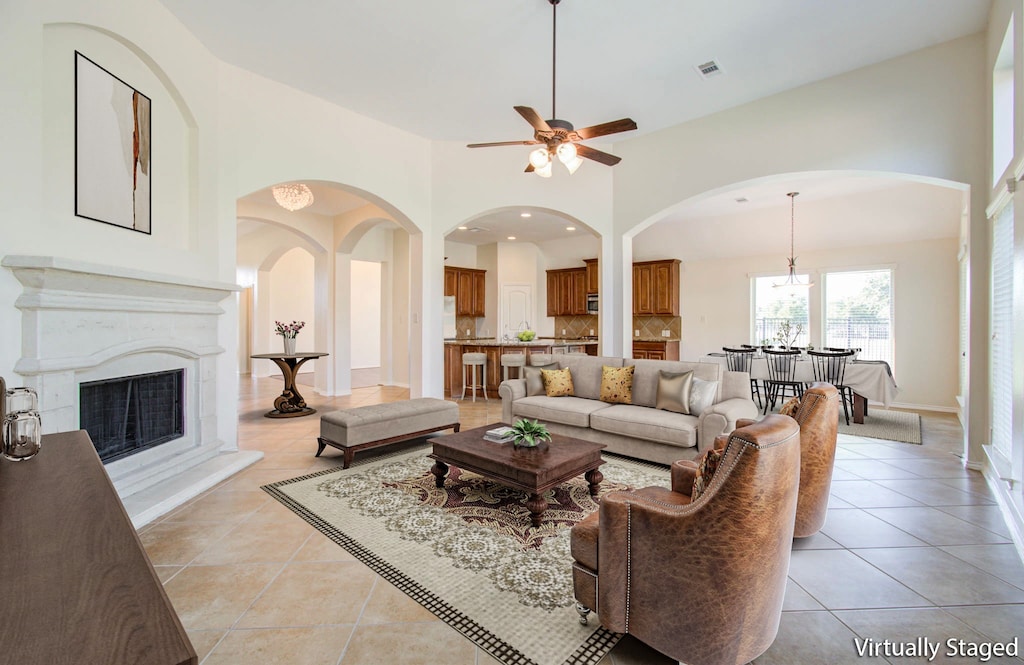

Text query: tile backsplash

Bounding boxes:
[553,315,599,338]
[633,316,681,340]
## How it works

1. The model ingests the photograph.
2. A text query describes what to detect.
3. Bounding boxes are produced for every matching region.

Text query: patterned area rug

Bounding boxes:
[263,444,669,665]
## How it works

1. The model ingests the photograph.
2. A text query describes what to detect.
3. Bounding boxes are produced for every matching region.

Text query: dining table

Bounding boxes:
[700,354,899,424]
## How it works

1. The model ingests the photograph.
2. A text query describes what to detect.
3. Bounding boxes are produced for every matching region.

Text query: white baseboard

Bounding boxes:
[886,401,958,414]
[981,458,1024,563]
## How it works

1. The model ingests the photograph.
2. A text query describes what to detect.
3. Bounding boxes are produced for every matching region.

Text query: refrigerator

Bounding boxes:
[443,296,457,339]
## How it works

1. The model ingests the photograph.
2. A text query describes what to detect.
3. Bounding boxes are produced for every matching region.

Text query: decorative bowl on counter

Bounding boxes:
[516,330,536,342]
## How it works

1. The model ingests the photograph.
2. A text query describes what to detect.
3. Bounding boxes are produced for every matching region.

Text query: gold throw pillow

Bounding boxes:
[691,447,724,500]
[779,397,801,417]
[541,367,574,397]
[600,365,635,404]
[656,370,693,414]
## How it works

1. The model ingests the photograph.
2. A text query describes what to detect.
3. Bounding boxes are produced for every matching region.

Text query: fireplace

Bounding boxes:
[80,370,185,463]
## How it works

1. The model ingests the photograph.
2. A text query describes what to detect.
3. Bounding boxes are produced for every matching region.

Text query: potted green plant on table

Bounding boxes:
[510,418,552,448]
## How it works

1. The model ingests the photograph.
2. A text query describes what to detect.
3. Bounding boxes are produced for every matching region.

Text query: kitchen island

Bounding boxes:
[443,338,598,397]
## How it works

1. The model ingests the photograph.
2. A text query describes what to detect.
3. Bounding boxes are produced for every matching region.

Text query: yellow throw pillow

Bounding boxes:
[541,367,574,397]
[600,365,635,404]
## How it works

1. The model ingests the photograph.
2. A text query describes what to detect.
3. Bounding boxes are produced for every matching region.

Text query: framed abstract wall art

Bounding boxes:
[75,51,151,234]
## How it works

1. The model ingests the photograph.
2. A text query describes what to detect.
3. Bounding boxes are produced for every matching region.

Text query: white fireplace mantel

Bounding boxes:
[2,255,259,526]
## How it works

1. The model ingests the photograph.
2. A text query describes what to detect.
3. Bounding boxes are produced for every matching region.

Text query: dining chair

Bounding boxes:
[807,350,855,425]
[761,349,803,414]
[723,346,764,408]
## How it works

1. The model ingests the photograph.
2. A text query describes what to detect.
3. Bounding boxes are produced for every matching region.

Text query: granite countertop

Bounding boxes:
[444,339,599,347]
[634,337,681,343]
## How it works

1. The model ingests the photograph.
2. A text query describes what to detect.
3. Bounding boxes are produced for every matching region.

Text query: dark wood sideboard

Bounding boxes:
[0,430,196,665]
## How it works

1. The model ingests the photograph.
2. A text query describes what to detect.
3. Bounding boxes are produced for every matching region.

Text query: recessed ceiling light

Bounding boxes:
[566,226,576,231]
[520,212,531,218]
[507,236,517,240]
[457,226,468,230]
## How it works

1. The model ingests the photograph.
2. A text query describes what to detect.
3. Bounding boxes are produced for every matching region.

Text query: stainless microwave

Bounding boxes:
[586,293,599,313]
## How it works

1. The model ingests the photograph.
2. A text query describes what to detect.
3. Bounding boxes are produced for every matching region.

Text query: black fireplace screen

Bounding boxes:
[80,370,184,463]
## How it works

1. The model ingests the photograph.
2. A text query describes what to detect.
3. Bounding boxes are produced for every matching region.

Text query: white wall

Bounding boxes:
[269,247,316,355]
[444,241,477,268]
[350,260,382,369]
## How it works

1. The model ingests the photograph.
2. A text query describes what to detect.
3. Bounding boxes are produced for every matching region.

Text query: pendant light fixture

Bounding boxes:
[773,192,814,288]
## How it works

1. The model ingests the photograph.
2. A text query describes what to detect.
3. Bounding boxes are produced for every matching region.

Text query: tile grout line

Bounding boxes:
[334,574,380,665]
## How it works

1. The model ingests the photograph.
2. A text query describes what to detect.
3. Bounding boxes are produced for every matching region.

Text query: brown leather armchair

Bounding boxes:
[737,381,840,538]
[570,415,801,665]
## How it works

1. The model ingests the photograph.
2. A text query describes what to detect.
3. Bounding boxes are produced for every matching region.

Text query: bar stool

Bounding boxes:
[501,353,526,382]
[460,352,488,401]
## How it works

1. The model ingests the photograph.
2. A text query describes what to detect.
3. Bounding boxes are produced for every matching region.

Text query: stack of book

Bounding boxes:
[483,426,515,444]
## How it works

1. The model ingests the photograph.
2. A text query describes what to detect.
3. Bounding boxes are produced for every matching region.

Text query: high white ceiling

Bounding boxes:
[158,0,989,142]
[447,208,596,246]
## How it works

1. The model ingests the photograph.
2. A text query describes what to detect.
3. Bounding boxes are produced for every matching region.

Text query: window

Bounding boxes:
[752,276,809,346]
[992,19,1014,184]
[990,202,1013,460]
[823,269,893,364]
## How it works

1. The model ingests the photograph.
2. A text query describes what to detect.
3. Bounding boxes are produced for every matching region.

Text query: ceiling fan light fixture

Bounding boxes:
[556,142,577,163]
[529,148,551,169]
[563,154,583,175]
[535,161,553,178]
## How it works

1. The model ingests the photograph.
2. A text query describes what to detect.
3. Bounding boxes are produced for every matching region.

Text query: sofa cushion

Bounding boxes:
[630,360,722,408]
[541,367,574,397]
[512,396,612,428]
[655,370,693,414]
[600,365,635,404]
[556,356,625,400]
[524,363,558,396]
[590,404,698,448]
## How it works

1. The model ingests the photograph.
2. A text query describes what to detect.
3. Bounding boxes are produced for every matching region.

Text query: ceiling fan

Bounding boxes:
[467,0,637,177]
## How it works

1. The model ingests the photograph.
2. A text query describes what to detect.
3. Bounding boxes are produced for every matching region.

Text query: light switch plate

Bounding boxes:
[634,329,640,337]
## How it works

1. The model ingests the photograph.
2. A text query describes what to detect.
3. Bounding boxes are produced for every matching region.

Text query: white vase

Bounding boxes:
[283,337,296,355]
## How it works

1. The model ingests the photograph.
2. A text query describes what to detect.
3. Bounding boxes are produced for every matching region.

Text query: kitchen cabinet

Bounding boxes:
[631,340,680,361]
[584,258,599,294]
[546,267,587,316]
[445,266,486,317]
[632,259,680,316]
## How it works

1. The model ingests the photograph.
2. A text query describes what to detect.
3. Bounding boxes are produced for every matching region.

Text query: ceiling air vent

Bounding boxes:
[695,59,724,80]
[734,197,749,204]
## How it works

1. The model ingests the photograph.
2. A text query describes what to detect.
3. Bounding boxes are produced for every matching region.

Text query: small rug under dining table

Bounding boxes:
[262,441,669,665]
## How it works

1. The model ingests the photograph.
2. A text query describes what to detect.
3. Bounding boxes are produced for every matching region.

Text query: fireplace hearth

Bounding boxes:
[80,370,185,463]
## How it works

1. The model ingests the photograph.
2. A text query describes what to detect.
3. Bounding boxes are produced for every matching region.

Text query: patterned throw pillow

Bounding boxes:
[779,397,801,417]
[541,367,574,397]
[656,370,693,414]
[523,363,558,396]
[688,378,719,416]
[599,365,635,404]
[691,447,724,500]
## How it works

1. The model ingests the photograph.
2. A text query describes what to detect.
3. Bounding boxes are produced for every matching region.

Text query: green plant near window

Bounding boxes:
[510,418,552,448]
[774,320,804,348]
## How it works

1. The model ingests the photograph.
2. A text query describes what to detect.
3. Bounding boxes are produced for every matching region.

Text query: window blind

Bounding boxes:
[990,201,1013,459]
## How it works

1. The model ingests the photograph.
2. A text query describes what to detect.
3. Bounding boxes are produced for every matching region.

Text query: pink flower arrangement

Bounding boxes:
[274,320,305,339]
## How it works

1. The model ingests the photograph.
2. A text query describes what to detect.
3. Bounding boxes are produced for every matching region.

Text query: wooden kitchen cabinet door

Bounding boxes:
[633,263,653,315]
[472,271,486,317]
[546,272,560,316]
[571,269,588,315]
[444,267,457,298]
[584,259,599,294]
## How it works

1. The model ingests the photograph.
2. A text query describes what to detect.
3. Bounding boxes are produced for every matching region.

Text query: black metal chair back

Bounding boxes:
[722,347,755,372]
[762,349,801,383]
[808,350,854,387]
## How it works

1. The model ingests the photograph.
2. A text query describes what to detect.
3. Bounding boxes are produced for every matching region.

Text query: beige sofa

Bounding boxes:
[498,354,758,465]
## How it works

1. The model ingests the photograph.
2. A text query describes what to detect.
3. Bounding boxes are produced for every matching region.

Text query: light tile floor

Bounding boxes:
[139,377,1024,664]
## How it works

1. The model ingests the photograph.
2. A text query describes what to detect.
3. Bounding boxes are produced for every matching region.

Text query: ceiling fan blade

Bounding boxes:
[575,144,622,166]
[574,118,638,140]
[467,140,542,148]
[525,163,535,173]
[514,106,553,133]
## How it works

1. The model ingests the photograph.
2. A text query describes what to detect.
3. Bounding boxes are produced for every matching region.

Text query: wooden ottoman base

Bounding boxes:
[318,423,460,469]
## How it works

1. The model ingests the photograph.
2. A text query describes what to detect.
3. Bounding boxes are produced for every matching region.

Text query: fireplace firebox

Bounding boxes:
[80,370,185,463]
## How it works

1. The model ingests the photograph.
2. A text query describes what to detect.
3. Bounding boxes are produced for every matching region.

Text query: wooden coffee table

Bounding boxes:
[428,423,605,527]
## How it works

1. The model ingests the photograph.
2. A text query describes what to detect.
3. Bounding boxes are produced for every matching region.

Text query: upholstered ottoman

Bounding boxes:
[317,398,460,468]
